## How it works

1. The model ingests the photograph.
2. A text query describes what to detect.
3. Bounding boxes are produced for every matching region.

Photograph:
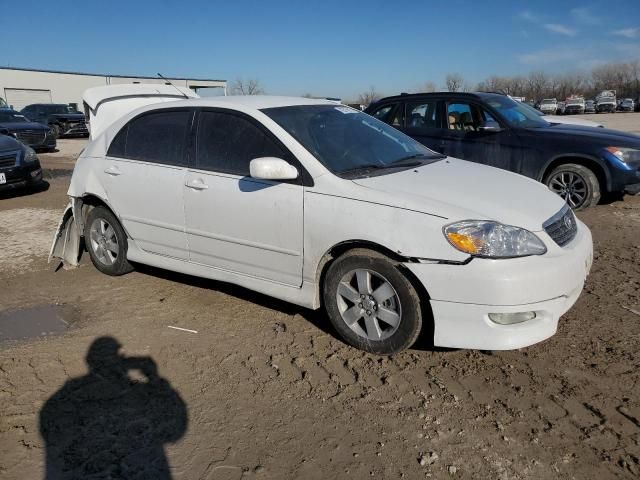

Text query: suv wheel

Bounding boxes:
[84,206,133,276]
[323,249,423,355]
[545,163,601,210]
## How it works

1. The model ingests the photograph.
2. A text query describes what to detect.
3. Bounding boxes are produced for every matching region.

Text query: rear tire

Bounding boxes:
[544,163,601,210]
[323,249,423,355]
[84,206,133,276]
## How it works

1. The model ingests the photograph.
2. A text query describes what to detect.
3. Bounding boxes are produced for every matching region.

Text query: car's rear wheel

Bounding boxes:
[323,249,423,355]
[84,206,133,276]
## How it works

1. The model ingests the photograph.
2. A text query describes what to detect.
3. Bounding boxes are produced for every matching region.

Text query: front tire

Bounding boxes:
[544,163,601,210]
[323,249,423,355]
[84,206,133,276]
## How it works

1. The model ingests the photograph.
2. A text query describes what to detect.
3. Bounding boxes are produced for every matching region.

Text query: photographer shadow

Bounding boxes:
[39,337,187,479]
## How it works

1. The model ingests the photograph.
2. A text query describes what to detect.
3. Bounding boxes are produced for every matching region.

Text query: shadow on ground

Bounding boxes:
[39,336,187,479]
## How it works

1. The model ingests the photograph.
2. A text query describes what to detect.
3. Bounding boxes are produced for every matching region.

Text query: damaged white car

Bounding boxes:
[51,86,593,354]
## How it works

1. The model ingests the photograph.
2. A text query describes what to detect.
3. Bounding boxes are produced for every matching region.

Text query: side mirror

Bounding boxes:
[249,157,298,181]
[477,120,502,133]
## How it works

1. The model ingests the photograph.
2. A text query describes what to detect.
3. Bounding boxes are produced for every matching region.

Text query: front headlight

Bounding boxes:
[444,221,547,258]
[23,146,38,164]
[605,146,640,164]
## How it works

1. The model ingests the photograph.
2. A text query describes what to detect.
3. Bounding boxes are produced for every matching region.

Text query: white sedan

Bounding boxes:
[51,88,593,354]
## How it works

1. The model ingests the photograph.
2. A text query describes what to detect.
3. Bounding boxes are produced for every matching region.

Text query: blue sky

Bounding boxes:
[3,0,639,99]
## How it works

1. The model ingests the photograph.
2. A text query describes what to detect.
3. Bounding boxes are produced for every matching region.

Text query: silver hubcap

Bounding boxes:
[336,269,402,341]
[548,172,587,208]
[89,218,119,266]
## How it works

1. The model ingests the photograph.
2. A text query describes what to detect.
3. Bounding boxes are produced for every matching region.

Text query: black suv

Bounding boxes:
[0,131,43,193]
[366,92,640,209]
[21,104,89,138]
[0,109,56,151]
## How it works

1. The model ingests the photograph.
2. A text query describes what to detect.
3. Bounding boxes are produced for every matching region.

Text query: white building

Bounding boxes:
[0,67,226,111]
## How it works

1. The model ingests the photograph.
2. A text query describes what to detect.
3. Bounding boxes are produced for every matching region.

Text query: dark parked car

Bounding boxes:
[20,104,89,138]
[0,130,44,193]
[619,99,634,112]
[585,100,596,113]
[366,92,640,209]
[0,109,56,151]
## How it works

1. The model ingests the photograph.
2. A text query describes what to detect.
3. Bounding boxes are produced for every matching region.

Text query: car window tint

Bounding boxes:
[370,105,394,121]
[196,111,285,175]
[108,126,128,157]
[407,101,438,128]
[119,110,191,165]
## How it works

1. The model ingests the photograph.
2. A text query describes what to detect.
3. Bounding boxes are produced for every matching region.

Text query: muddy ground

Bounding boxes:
[1,116,639,479]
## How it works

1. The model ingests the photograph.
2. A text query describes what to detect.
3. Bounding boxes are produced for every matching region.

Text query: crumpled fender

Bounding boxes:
[49,200,82,268]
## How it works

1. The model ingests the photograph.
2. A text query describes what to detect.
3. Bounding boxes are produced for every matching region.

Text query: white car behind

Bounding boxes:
[51,87,593,354]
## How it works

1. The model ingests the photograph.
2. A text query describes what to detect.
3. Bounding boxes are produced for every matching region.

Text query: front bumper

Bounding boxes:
[406,223,593,350]
[61,122,89,137]
[564,106,584,114]
[0,162,43,191]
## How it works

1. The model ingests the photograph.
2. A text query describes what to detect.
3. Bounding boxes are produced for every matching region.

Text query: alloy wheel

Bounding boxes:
[336,269,402,341]
[548,171,588,208]
[89,218,119,266]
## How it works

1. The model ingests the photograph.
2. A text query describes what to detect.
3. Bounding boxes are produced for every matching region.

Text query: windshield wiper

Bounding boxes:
[389,153,445,166]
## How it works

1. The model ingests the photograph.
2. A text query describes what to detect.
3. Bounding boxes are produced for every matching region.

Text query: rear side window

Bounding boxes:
[107,110,192,166]
[196,111,285,175]
[407,101,438,129]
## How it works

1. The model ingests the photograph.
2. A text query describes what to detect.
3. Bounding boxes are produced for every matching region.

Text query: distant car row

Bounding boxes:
[532,94,639,115]
[0,103,89,152]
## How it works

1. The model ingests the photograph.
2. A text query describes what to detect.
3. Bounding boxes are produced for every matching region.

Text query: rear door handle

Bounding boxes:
[104,166,121,176]
[185,179,209,190]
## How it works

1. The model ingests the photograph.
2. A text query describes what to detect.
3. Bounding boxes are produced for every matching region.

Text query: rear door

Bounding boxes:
[402,99,446,153]
[103,108,193,259]
[184,109,304,286]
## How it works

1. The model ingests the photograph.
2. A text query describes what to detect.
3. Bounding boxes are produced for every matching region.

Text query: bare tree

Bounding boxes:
[229,77,265,95]
[413,81,437,93]
[357,86,381,107]
[445,73,464,92]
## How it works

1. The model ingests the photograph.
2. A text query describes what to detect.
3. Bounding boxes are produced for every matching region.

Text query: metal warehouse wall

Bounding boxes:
[0,68,226,110]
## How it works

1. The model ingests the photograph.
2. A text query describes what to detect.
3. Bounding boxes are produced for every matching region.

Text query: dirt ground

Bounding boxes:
[1,120,639,479]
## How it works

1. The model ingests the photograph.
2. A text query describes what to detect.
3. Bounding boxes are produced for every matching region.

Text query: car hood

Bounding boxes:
[526,123,640,145]
[0,121,49,131]
[350,158,564,231]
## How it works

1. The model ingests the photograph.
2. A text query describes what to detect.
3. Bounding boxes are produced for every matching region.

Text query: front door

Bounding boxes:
[439,101,522,171]
[102,109,192,259]
[184,110,304,287]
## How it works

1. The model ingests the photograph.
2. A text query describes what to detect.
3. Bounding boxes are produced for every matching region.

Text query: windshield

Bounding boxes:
[262,105,442,176]
[0,110,29,123]
[482,96,549,128]
[541,99,556,105]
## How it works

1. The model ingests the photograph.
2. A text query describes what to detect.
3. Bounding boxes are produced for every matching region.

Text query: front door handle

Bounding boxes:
[104,166,121,176]
[185,179,209,190]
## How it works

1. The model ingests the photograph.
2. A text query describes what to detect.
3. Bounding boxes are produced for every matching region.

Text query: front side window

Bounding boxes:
[107,110,191,165]
[263,105,442,177]
[196,111,285,175]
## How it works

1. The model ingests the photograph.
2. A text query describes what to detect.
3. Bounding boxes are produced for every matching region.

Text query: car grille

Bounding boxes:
[0,153,17,169]
[15,130,46,146]
[543,205,578,247]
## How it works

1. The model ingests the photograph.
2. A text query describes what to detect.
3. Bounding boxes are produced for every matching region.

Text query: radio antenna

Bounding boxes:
[157,73,189,99]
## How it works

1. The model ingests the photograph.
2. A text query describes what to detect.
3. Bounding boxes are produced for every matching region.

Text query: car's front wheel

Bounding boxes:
[545,163,601,210]
[323,249,423,355]
[84,206,133,276]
